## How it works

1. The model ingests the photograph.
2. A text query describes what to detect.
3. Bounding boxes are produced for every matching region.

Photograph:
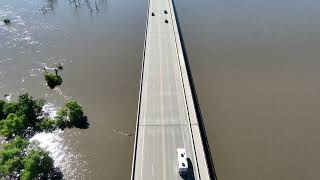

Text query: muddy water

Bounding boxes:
[1,0,320,179]
[0,0,146,179]
[175,0,320,180]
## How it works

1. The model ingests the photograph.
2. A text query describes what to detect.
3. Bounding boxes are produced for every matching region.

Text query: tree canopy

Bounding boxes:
[45,73,62,89]
[0,94,88,179]
[0,137,63,180]
[0,113,27,138]
[56,101,88,129]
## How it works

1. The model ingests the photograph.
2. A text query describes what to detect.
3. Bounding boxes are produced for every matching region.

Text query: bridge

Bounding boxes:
[131,0,212,179]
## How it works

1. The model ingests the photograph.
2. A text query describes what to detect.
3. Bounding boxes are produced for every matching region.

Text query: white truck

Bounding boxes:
[177,148,188,176]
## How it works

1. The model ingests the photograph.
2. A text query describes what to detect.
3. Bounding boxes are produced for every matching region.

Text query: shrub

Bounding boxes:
[45,73,62,89]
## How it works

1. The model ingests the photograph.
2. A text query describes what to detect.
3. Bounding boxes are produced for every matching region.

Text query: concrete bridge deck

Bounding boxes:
[131,0,211,179]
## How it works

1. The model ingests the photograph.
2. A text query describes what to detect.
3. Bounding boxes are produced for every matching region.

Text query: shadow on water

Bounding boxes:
[74,115,90,129]
[59,116,90,130]
[171,0,218,179]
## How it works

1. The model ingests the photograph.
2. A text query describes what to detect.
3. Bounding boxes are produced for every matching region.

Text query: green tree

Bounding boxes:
[55,108,69,129]
[0,138,62,180]
[16,94,44,124]
[0,114,27,138]
[21,148,54,180]
[3,102,19,116]
[45,73,62,89]
[65,101,84,127]
[55,101,87,129]
[2,94,44,125]
[0,137,29,177]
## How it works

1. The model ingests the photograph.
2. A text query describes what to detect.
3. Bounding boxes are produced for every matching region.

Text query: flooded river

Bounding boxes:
[175,0,320,180]
[1,0,146,179]
[1,0,320,179]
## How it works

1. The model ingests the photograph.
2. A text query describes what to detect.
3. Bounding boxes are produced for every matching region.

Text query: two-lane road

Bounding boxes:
[133,0,200,179]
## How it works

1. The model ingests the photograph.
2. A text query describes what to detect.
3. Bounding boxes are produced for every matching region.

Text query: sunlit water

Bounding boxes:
[2,0,320,179]
[1,0,146,179]
[31,131,91,180]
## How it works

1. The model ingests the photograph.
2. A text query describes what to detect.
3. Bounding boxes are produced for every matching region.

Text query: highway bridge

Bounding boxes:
[131,0,213,179]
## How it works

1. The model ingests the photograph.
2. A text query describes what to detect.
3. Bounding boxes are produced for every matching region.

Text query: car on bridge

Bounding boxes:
[177,148,188,177]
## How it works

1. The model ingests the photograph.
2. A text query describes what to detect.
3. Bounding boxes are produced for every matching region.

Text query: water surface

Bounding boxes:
[1,0,320,179]
[175,0,320,179]
[0,0,147,179]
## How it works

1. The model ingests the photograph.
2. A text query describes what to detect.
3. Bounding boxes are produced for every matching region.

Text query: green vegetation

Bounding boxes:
[45,73,62,89]
[56,101,88,129]
[37,117,55,132]
[0,113,27,138]
[0,137,63,179]
[0,93,88,179]
[0,93,88,139]
[0,94,45,138]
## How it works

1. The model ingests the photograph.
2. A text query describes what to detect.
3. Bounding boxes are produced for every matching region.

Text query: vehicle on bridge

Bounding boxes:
[177,148,188,176]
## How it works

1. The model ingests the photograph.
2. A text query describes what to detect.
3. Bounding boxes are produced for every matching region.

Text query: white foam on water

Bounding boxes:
[29,103,90,180]
[42,102,58,119]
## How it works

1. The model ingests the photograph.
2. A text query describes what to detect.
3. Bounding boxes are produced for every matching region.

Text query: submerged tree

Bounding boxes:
[0,137,28,178]
[45,72,63,89]
[0,94,46,138]
[56,101,88,129]
[0,113,27,138]
[21,147,63,180]
[0,93,88,139]
[0,137,63,180]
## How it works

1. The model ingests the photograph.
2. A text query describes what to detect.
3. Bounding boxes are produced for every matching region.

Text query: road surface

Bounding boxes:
[132,0,210,179]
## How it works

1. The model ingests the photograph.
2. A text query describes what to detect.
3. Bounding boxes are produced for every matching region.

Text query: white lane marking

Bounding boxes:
[152,164,154,176]
[159,15,168,179]
[167,0,201,178]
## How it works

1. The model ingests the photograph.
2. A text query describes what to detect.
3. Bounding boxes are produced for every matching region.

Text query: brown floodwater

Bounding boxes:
[1,0,147,179]
[1,0,320,179]
[175,0,320,180]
